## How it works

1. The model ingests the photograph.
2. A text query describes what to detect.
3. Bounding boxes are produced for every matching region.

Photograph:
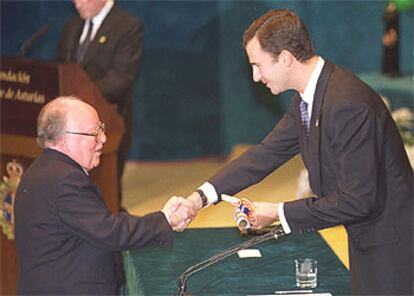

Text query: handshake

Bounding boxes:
[161,192,280,232]
[161,196,198,232]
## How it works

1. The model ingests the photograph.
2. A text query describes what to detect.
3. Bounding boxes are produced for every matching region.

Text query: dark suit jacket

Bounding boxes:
[55,4,143,174]
[209,61,413,295]
[14,149,173,295]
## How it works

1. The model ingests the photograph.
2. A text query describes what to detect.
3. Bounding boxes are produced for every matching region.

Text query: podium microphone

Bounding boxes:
[173,224,287,296]
[19,24,49,57]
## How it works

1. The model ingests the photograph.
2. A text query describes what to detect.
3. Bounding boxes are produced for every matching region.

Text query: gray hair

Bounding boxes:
[36,96,81,148]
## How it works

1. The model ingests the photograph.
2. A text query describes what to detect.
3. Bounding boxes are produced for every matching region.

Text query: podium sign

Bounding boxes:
[1,57,59,137]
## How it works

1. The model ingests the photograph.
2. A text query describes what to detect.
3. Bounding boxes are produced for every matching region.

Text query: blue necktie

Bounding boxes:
[300,99,310,132]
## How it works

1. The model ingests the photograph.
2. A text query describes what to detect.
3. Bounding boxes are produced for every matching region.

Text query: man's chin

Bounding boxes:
[270,89,280,95]
[92,156,101,169]
[94,159,101,168]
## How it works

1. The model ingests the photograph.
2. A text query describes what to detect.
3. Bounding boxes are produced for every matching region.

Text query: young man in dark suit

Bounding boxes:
[14,96,195,295]
[55,0,142,206]
[184,9,413,295]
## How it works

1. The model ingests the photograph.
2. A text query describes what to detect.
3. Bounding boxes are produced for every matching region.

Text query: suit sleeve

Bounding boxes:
[209,101,300,197]
[57,170,173,251]
[284,100,385,233]
[94,18,144,103]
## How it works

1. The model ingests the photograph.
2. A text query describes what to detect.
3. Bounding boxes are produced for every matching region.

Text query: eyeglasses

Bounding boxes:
[65,122,105,142]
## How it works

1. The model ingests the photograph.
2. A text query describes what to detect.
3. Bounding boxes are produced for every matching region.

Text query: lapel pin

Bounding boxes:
[99,36,107,44]
[315,119,319,127]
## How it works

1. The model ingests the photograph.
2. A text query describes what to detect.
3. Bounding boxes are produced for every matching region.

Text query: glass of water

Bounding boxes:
[294,258,318,288]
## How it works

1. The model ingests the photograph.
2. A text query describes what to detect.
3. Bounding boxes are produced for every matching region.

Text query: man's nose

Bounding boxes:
[98,132,107,144]
[252,67,261,82]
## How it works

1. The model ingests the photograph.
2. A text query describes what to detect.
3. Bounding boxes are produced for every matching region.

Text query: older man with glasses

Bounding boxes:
[14,96,195,295]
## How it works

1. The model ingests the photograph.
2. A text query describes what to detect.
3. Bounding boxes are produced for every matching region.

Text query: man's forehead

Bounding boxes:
[246,38,268,63]
[67,103,98,123]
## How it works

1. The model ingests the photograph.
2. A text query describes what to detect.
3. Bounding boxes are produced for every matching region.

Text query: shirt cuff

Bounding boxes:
[198,182,219,206]
[278,202,292,234]
[161,210,171,225]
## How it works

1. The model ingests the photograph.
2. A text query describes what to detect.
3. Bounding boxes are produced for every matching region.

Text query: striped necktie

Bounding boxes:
[76,20,93,63]
[300,99,310,132]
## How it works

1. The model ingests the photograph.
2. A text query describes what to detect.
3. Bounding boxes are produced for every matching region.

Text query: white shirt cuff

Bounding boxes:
[161,210,171,225]
[198,182,219,206]
[278,202,292,234]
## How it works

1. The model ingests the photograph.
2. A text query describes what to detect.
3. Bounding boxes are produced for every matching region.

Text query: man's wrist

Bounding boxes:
[196,189,208,208]
[187,191,203,209]
[161,210,171,225]
[278,202,292,234]
[198,182,219,205]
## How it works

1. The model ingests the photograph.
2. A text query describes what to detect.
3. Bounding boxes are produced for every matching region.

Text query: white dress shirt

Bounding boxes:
[79,0,114,43]
[199,57,325,234]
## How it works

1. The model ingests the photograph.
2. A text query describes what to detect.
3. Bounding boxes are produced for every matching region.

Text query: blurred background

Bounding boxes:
[1,4,413,291]
[2,0,413,161]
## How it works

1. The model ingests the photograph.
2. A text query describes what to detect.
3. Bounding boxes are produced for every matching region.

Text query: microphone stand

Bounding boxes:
[19,24,49,57]
[174,225,287,296]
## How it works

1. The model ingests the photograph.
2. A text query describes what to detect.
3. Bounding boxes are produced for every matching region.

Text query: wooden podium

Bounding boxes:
[0,56,124,294]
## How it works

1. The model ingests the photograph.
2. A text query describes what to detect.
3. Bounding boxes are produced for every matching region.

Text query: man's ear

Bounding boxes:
[279,50,294,67]
[55,136,69,152]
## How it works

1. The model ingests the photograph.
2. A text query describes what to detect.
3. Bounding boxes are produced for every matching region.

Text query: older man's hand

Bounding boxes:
[162,196,197,231]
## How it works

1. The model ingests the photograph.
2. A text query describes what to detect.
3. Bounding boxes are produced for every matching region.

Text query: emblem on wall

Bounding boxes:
[0,159,23,240]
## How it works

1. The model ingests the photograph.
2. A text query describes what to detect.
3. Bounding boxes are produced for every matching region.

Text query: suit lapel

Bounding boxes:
[81,6,118,67]
[306,61,335,196]
[67,19,84,62]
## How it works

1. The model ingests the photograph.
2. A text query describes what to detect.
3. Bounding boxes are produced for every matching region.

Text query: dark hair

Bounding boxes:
[243,9,316,62]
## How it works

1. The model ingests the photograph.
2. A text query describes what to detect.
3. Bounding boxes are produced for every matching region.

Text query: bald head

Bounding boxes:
[37,96,96,147]
[37,96,106,170]
[37,97,72,148]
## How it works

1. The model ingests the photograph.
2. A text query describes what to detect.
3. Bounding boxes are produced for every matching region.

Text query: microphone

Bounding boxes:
[173,224,287,296]
[19,24,49,57]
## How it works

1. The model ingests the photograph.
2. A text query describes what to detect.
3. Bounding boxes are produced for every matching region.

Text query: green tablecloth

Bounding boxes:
[123,228,350,296]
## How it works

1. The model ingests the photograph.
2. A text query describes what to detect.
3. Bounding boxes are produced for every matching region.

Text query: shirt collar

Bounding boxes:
[88,0,114,39]
[44,148,90,176]
[299,56,325,107]
[82,167,89,176]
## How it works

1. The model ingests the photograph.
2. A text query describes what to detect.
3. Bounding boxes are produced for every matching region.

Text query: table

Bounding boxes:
[122,227,350,296]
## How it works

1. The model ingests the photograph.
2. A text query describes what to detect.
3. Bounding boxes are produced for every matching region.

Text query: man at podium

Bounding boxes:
[55,0,143,205]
